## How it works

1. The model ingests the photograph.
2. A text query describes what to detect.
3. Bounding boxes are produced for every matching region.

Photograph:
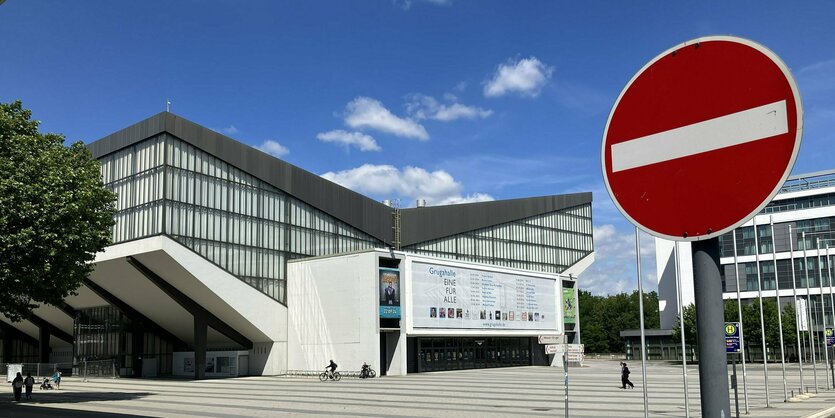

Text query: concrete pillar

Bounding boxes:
[38,327,50,363]
[194,315,207,380]
[132,327,144,378]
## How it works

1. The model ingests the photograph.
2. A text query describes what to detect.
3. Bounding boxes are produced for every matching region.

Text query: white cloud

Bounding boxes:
[344,97,429,140]
[316,130,381,152]
[581,224,658,295]
[255,140,289,158]
[395,0,451,10]
[211,125,239,135]
[321,164,494,207]
[484,56,554,98]
[797,58,835,94]
[406,94,493,121]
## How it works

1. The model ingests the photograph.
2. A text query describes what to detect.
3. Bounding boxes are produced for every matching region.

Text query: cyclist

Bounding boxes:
[326,359,338,378]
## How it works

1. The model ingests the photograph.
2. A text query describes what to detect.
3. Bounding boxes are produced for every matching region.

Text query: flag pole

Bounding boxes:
[732,229,750,412]
[635,227,649,418]
[753,216,770,406]
[674,242,690,417]
[770,216,788,401]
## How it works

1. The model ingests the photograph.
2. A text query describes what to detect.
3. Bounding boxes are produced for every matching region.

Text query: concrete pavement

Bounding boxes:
[2,359,835,417]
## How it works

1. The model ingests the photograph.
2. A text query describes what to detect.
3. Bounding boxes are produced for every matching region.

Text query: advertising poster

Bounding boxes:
[184,357,194,373]
[563,287,576,324]
[379,268,401,318]
[412,261,557,330]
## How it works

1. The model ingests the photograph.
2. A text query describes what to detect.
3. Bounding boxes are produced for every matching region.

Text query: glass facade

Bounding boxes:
[403,204,593,274]
[98,134,384,304]
[73,306,175,376]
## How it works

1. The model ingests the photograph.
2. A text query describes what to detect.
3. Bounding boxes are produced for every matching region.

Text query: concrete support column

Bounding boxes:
[132,327,144,378]
[194,315,207,380]
[38,327,50,364]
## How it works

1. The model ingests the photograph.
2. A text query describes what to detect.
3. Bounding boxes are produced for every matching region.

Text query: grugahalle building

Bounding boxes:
[0,112,594,378]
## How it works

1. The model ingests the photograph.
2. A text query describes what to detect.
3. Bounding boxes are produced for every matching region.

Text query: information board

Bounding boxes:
[411,261,557,331]
[827,328,834,347]
[725,322,741,353]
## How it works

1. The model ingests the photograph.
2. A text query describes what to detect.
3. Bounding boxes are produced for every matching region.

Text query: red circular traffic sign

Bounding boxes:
[602,36,802,241]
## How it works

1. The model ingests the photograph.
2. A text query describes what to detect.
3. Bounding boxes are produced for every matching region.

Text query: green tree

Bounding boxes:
[579,289,660,353]
[671,303,698,347]
[0,101,116,321]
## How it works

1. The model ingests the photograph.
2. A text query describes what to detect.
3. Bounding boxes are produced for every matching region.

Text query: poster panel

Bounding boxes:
[379,268,401,318]
[563,287,576,324]
[411,261,557,330]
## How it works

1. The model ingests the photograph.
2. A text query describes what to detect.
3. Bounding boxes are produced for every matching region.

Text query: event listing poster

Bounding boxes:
[411,262,557,330]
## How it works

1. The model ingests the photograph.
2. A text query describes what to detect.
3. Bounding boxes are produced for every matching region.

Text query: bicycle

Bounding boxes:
[359,367,376,379]
[319,369,341,381]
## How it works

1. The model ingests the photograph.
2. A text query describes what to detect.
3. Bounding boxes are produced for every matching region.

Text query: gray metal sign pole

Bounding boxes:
[692,237,731,417]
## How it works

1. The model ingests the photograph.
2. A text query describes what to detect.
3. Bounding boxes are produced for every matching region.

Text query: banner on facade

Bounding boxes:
[411,261,557,331]
[797,298,809,332]
[563,287,576,324]
[379,268,401,318]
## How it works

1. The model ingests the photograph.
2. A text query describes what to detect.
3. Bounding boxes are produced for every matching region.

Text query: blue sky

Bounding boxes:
[2,1,834,295]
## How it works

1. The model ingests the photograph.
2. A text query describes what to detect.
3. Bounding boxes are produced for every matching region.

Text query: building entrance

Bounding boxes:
[415,337,532,372]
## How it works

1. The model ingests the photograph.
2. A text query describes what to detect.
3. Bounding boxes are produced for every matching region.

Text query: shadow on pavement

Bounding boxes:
[1,392,153,418]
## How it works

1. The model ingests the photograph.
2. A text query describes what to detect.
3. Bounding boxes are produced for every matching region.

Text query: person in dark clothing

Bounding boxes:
[621,362,634,389]
[23,373,34,400]
[326,360,338,378]
[11,372,23,401]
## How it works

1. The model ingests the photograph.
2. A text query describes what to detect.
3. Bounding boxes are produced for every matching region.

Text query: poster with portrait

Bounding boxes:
[184,357,194,373]
[379,267,401,318]
[563,287,576,324]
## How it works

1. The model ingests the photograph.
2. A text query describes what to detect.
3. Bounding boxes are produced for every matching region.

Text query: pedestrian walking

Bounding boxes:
[11,372,23,401]
[621,362,634,389]
[51,371,61,389]
[23,373,35,400]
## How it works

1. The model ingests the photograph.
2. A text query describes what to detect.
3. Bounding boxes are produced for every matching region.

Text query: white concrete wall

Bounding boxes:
[655,239,694,330]
[287,252,380,374]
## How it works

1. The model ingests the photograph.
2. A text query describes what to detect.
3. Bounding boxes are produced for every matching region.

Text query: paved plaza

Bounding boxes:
[3,360,835,418]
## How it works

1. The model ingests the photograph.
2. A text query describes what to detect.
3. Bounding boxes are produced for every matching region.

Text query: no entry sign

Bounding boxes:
[602,36,802,241]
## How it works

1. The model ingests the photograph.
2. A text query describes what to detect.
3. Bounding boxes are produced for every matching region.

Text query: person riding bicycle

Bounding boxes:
[326,359,338,377]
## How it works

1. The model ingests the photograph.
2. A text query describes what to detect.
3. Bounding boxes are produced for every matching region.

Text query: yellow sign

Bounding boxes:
[725,323,737,336]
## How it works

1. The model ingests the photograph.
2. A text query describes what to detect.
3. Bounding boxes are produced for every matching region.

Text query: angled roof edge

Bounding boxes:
[399,192,593,246]
[86,112,394,243]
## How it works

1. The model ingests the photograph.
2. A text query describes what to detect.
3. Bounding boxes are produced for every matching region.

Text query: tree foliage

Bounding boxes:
[671,303,698,347]
[672,298,799,353]
[0,101,116,321]
[579,289,660,353]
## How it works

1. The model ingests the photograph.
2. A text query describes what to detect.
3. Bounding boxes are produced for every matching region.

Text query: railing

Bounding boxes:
[1,362,72,380]
[75,359,119,381]
[281,370,367,378]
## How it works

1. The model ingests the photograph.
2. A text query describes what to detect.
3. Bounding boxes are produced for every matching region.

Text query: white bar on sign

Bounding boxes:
[611,100,788,172]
